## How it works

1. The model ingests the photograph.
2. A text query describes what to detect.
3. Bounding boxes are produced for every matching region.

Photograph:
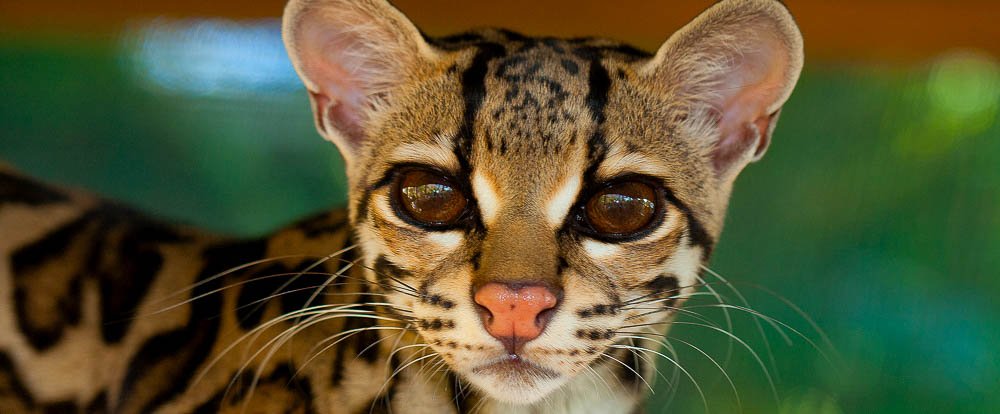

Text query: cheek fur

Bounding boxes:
[365,194,468,267]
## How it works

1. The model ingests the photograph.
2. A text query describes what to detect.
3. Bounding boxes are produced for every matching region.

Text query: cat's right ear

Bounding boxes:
[640,0,803,181]
[283,0,439,164]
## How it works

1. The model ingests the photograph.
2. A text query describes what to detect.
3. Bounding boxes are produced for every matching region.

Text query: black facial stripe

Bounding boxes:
[557,256,569,276]
[584,54,611,125]
[660,188,715,259]
[446,40,498,227]
[372,254,413,291]
[560,55,612,243]
[470,251,482,271]
[582,55,611,187]
[455,42,506,172]
[354,170,396,226]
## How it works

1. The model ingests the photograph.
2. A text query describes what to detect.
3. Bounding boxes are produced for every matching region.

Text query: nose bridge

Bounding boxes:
[476,210,560,289]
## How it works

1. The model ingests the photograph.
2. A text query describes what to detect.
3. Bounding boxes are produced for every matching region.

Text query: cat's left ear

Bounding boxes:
[641,0,804,179]
[283,0,439,165]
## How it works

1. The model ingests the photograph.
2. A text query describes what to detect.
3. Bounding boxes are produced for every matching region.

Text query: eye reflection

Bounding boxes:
[396,170,468,226]
[584,181,658,236]
[595,193,655,215]
[402,183,457,214]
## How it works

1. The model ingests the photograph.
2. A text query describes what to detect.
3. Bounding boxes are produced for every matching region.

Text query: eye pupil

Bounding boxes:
[396,170,467,226]
[584,181,658,236]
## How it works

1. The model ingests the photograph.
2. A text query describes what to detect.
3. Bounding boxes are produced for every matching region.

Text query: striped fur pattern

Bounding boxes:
[0,1,803,413]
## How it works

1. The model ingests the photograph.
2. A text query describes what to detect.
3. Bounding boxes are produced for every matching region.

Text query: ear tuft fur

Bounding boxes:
[283,0,439,163]
[642,0,804,178]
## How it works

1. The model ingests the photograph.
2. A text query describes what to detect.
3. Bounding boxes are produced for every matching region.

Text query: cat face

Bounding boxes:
[283,0,802,404]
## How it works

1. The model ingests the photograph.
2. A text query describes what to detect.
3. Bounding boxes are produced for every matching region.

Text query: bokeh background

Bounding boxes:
[1,1,997,413]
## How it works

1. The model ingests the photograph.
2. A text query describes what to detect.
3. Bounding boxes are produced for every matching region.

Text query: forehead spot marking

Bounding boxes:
[546,174,582,228]
[472,170,500,227]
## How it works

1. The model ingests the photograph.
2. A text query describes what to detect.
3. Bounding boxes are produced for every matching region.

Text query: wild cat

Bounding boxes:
[0,0,803,413]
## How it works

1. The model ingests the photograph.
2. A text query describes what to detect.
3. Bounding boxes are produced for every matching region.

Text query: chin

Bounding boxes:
[461,355,572,404]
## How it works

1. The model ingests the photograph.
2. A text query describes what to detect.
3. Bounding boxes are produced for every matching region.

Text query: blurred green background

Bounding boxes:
[1,1,998,413]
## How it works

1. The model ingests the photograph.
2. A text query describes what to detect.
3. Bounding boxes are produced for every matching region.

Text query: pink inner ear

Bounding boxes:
[304,27,373,137]
[709,38,789,174]
[294,10,397,152]
[310,91,366,148]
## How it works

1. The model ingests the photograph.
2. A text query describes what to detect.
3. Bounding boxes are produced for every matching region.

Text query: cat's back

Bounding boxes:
[0,164,210,411]
[0,165,98,255]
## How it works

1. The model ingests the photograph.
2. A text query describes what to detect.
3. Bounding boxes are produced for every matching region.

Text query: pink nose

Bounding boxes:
[474,283,559,353]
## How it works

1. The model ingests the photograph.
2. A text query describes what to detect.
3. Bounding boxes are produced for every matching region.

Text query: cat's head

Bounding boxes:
[283,0,802,404]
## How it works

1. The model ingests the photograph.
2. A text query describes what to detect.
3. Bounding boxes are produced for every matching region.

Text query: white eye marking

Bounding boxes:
[596,152,667,181]
[472,171,500,226]
[376,195,413,228]
[663,245,702,295]
[388,141,459,171]
[582,239,620,259]
[667,240,701,274]
[636,206,678,241]
[427,231,463,251]
[545,174,581,227]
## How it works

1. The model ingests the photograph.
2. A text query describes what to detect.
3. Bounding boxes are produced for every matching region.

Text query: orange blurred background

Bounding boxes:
[2,0,999,62]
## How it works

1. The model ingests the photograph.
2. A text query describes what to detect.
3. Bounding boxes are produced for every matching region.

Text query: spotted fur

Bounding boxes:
[0,1,803,413]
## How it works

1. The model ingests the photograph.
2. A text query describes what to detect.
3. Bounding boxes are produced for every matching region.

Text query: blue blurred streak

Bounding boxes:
[124,18,302,97]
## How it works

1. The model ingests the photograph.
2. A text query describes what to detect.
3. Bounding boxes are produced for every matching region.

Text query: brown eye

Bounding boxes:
[583,181,659,237]
[395,169,468,227]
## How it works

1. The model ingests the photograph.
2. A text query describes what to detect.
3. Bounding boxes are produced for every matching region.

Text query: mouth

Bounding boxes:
[472,354,560,381]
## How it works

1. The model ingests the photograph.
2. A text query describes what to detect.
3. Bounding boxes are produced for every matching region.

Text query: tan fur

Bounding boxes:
[0,1,802,413]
